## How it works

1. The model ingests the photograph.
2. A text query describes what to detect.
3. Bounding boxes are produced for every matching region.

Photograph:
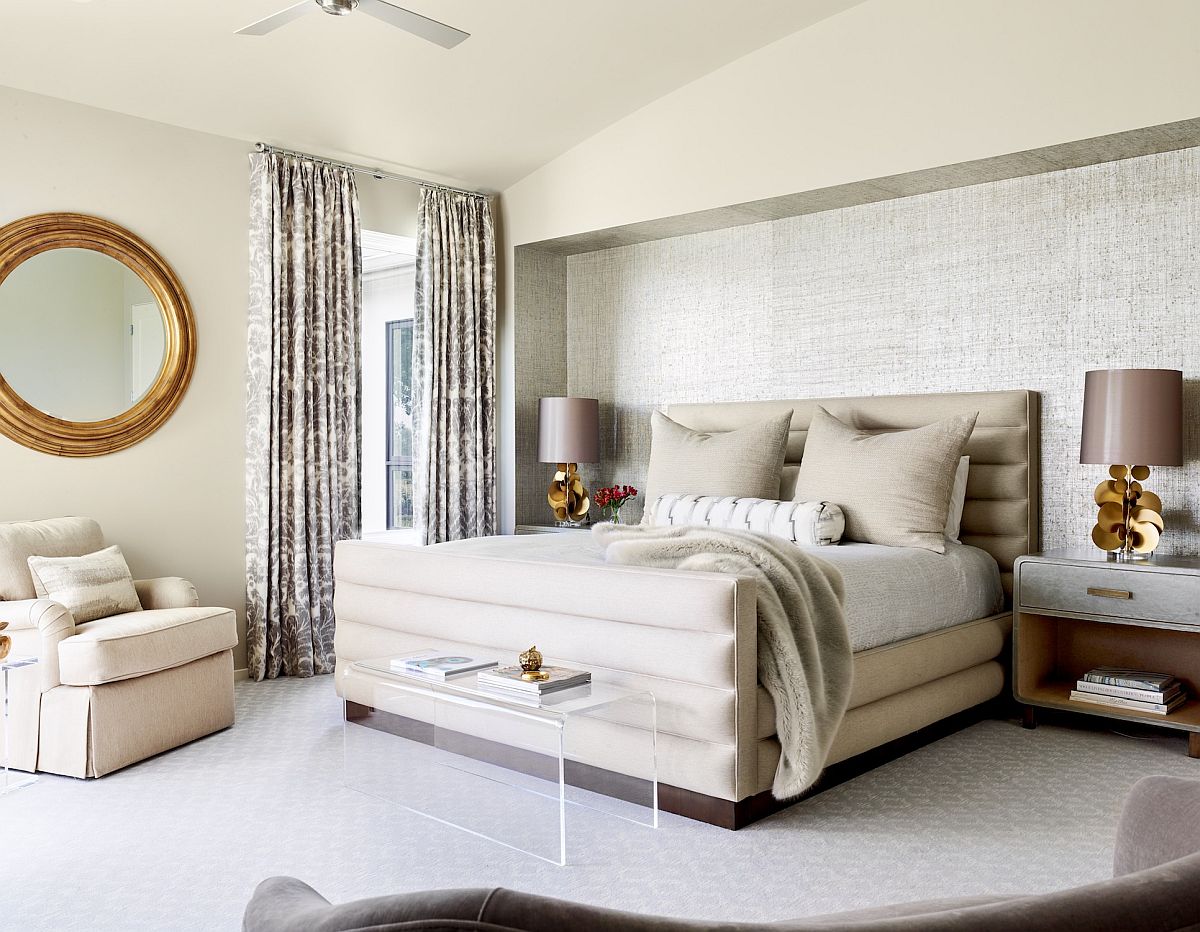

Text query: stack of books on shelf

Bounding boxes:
[477,664,590,702]
[1070,667,1187,716]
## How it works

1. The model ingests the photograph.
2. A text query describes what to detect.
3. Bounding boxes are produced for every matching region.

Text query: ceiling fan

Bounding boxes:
[236,0,469,49]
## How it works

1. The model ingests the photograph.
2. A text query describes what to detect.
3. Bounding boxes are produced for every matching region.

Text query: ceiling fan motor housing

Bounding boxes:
[316,0,358,15]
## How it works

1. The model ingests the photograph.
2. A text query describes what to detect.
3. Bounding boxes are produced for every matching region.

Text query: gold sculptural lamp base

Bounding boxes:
[547,462,590,525]
[1091,464,1164,561]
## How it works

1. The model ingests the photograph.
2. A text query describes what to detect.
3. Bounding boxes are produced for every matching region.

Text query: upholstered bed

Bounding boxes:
[333,389,1040,828]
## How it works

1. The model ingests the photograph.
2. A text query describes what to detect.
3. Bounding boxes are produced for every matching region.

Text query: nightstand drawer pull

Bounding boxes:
[1087,586,1132,600]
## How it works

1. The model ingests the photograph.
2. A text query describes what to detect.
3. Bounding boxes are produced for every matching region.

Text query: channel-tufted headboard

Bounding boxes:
[664,390,1041,602]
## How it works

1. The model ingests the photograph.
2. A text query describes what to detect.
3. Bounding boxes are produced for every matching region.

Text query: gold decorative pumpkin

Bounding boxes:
[519,644,549,682]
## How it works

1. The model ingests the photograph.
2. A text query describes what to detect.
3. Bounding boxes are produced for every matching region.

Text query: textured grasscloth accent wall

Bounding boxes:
[537,148,1200,552]
[514,248,568,525]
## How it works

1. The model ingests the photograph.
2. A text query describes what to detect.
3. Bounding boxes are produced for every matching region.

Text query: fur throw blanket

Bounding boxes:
[593,522,852,799]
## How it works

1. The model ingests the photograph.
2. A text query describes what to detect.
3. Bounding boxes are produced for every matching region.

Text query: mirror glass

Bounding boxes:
[0,247,166,422]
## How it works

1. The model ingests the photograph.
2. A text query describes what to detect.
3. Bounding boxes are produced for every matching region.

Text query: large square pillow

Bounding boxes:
[944,456,970,541]
[793,406,977,553]
[643,409,793,521]
[27,544,142,622]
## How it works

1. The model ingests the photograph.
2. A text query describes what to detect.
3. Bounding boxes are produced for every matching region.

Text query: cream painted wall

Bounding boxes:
[0,87,425,671]
[503,0,1200,245]
[359,176,420,239]
[496,0,1200,533]
[0,85,253,667]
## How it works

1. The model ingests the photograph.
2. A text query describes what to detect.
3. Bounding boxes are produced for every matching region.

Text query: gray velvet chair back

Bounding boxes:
[244,777,1200,932]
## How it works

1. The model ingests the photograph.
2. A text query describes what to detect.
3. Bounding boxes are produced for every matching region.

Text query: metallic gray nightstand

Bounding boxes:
[1013,549,1200,757]
[515,524,593,535]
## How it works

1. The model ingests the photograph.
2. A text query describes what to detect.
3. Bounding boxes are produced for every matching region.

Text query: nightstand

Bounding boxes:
[1014,549,1200,757]
[515,524,593,535]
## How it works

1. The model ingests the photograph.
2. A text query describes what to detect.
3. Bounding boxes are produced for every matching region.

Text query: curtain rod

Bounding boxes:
[254,142,487,199]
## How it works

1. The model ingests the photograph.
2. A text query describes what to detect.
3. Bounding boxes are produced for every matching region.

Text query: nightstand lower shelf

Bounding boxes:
[1015,610,1200,757]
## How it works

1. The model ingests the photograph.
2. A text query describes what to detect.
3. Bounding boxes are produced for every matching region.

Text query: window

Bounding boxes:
[386,319,414,529]
[359,229,416,538]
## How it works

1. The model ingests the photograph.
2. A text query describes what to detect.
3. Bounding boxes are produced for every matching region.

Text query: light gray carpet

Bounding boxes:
[2,676,1197,930]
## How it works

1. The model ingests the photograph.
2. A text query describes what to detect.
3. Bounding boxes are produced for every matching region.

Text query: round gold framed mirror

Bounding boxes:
[0,213,196,456]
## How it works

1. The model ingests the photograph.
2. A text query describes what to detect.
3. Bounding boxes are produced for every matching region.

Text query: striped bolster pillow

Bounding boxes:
[648,494,845,546]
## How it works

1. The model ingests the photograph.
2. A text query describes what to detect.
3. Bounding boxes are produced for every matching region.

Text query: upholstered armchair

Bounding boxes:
[0,517,236,778]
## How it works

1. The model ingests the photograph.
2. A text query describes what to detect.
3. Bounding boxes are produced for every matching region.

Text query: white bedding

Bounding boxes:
[438,532,1003,653]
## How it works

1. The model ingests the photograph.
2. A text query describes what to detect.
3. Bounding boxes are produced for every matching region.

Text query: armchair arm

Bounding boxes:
[0,598,75,691]
[135,577,199,610]
[242,877,495,932]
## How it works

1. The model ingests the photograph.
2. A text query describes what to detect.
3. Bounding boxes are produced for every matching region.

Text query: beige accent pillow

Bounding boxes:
[27,545,142,622]
[793,407,978,553]
[643,410,794,521]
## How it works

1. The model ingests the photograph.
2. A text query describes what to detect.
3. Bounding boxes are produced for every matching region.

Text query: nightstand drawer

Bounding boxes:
[1019,561,1200,627]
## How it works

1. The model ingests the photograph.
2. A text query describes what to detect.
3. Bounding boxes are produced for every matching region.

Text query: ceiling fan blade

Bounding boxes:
[236,2,316,36]
[356,0,469,48]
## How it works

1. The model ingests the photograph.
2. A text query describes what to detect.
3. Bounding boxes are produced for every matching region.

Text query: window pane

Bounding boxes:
[386,319,414,531]
[389,465,413,529]
[390,321,413,460]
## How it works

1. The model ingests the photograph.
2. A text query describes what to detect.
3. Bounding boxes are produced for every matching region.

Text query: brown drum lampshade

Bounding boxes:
[1080,369,1183,466]
[537,397,600,464]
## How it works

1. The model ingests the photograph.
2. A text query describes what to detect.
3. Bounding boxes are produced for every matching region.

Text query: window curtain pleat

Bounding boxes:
[245,152,362,679]
[412,187,497,544]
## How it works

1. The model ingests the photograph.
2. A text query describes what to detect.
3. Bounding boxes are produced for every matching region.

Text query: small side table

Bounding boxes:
[1013,549,1200,757]
[2,656,38,795]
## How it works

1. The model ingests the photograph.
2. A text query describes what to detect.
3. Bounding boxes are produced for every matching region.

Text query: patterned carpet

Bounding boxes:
[2,676,1197,930]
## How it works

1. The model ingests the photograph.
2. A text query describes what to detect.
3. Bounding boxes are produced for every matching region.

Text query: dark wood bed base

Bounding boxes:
[344,697,1004,830]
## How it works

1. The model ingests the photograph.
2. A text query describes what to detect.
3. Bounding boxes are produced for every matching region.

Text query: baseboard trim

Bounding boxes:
[234,668,249,682]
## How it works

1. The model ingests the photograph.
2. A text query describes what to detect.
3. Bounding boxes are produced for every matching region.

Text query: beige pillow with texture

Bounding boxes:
[793,406,978,553]
[643,410,793,521]
[27,545,142,622]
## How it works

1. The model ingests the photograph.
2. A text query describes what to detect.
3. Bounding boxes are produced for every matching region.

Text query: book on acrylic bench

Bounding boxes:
[474,682,595,708]
[476,664,591,695]
[390,650,498,680]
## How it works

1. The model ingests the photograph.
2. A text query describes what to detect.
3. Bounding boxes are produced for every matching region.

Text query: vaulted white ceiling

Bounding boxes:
[0,0,863,190]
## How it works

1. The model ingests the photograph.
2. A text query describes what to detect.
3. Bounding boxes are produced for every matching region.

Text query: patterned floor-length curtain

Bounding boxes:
[245,153,362,679]
[413,187,497,544]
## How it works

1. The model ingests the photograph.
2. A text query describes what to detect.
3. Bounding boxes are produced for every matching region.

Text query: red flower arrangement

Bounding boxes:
[594,484,638,523]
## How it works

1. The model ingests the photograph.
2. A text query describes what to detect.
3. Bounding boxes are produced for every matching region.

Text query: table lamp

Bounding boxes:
[1080,368,1183,559]
[538,397,600,526]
